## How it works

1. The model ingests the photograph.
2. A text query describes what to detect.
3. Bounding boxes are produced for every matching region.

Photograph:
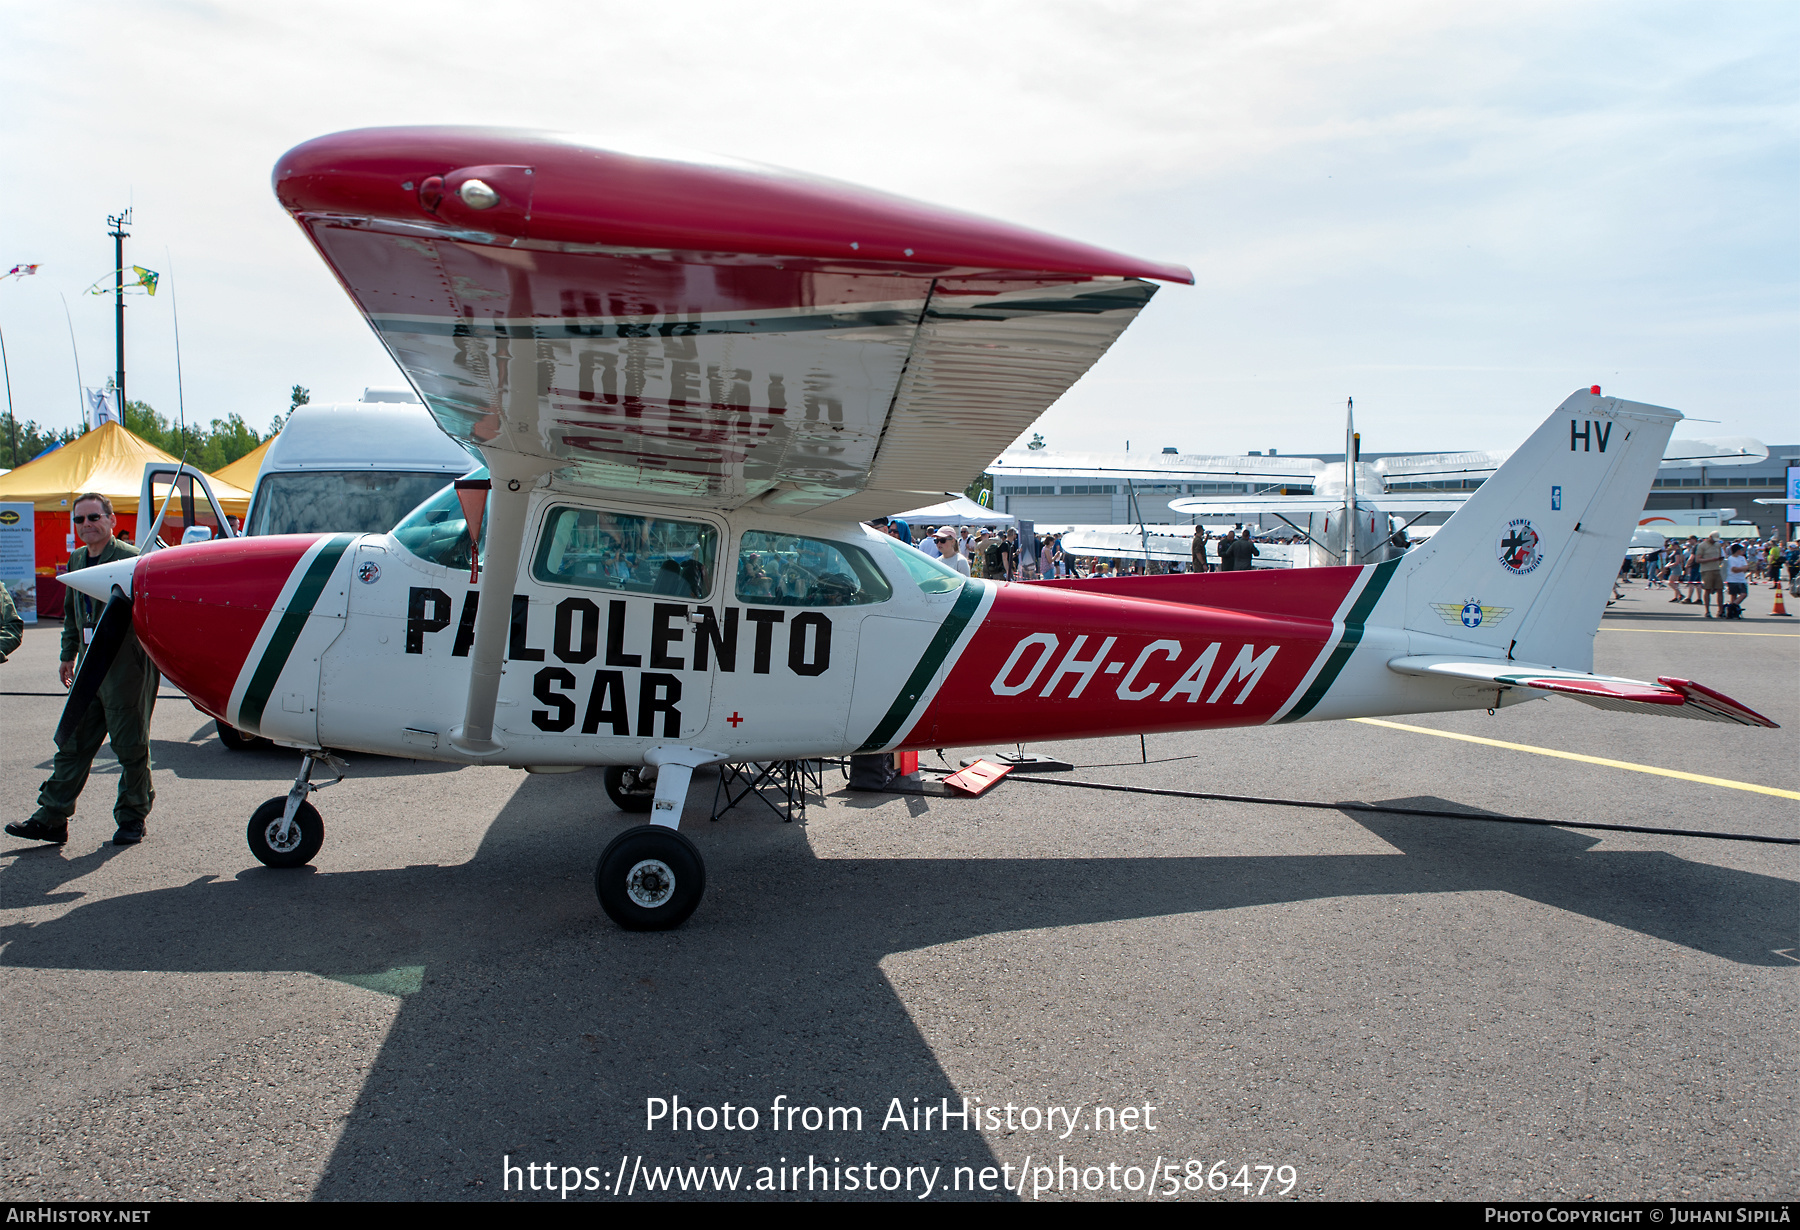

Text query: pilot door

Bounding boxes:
[499,501,721,755]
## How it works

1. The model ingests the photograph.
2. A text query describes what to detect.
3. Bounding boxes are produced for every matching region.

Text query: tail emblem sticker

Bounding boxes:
[1498,519,1543,576]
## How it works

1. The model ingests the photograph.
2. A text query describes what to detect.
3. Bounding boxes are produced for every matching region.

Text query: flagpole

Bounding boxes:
[0,323,16,466]
[59,294,85,431]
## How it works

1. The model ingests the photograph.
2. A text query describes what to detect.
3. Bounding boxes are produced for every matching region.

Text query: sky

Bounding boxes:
[1,0,1795,459]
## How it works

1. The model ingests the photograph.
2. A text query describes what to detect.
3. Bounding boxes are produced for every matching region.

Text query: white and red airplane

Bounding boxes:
[57,128,1777,931]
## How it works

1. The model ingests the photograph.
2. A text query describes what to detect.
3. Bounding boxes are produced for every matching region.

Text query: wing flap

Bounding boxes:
[1388,656,1779,728]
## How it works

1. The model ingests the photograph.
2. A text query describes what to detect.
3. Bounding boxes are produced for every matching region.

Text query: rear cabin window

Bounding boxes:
[735,531,892,607]
[533,507,718,599]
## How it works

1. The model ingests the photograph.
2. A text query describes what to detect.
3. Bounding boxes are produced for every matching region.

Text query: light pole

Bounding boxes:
[107,208,131,416]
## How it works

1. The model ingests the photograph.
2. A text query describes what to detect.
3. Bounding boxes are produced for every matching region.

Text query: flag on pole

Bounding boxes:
[84,387,120,428]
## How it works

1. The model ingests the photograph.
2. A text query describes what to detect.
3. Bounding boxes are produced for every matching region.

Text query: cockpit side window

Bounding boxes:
[883,538,967,595]
[391,471,486,569]
[735,530,893,607]
[532,506,718,599]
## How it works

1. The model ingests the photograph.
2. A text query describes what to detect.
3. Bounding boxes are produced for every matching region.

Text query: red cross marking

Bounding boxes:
[727,712,743,727]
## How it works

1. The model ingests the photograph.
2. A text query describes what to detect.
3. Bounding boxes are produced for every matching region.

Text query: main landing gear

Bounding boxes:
[247,750,346,869]
[595,747,719,931]
[595,825,705,930]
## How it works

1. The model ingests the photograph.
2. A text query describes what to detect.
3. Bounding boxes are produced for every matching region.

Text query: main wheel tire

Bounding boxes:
[595,825,704,930]
[603,765,656,814]
[217,720,271,752]
[247,797,325,868]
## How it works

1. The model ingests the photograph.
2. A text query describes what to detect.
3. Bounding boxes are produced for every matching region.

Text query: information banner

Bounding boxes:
[0,501,36,623]
[1786,464,1799,525]
[1015,518,1038,578]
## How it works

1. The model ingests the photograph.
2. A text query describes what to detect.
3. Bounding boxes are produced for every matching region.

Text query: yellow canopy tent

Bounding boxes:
[0,421,251,518]
[211,433,274,495]
[0,423,254,617]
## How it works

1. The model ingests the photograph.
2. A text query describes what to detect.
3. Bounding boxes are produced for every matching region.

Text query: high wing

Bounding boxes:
[1374,449,1511,482]
[1168,493,1469,515]
[989,449,1321,485]
[995,437,1766,500]
[274,128,1192,521]
[1387,657,1778,727]
[1656,436,1769,467]
[1377,436,1766,483]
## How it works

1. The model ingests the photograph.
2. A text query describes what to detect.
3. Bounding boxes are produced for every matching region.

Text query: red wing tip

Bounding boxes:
[1656,676,1781,728]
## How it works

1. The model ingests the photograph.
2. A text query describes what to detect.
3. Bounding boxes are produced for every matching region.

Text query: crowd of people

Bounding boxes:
[1623,532,1799,620]
[866,520,1285,580]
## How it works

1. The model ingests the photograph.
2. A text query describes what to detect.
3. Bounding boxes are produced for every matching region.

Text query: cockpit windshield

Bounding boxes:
[390,470,486,570]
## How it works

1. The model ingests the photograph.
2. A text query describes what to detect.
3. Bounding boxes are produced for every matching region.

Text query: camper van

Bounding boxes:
[244,388,475,537]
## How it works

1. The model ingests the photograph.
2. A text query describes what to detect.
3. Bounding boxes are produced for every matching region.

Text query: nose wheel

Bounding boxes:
[596,825,705,930]
[247,798,324,867]
[603,765,656,813]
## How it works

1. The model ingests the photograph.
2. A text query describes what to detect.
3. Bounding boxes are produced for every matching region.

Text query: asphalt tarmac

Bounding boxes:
[2,582,1795,1202]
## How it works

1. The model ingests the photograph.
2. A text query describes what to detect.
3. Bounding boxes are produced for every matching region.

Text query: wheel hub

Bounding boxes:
[625,858,676,908]
[264,817,303,853]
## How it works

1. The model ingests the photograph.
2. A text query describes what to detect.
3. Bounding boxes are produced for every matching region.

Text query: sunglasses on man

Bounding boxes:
[72,513,110,524]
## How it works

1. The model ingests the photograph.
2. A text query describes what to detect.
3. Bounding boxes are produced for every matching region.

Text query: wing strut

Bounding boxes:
[449,449,565,756]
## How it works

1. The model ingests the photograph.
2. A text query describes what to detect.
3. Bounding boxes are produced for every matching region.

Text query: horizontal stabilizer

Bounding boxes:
[1387,656,1778,728]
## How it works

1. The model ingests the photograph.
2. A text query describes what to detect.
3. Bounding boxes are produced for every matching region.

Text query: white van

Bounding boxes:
[244,388,475,537]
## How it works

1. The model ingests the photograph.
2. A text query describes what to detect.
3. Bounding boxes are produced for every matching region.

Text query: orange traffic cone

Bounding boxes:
[1774,587,1792,617]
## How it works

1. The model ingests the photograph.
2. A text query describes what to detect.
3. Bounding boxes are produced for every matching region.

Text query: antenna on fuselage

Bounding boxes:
[1343,397,1357,566]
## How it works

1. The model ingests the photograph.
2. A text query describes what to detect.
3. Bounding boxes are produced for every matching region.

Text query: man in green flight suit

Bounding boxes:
[6,492,160,846]
[0,579,23,662]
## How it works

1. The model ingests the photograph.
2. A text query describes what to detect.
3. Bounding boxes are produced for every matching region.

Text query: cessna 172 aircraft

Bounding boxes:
[56,127,1777,931]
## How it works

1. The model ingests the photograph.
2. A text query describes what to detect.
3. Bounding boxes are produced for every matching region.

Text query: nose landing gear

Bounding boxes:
[247,750,346,868]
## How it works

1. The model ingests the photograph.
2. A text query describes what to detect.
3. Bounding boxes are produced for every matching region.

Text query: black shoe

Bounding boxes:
[6,818,69,845]
[112,821,145,846]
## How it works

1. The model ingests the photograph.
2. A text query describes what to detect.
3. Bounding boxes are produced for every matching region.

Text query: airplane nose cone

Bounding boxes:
[59,556,137,600]
[132,534,347,723]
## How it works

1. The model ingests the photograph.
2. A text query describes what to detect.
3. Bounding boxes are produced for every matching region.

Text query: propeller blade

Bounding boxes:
[56,586,134,746]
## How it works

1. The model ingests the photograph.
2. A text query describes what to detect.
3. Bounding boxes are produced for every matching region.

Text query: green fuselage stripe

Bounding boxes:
[237,535,354,735]
[856,580,985,752]
[1278,560,1399,724]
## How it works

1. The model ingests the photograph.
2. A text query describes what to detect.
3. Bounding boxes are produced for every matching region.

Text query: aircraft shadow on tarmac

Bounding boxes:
[1,776,1794,1200]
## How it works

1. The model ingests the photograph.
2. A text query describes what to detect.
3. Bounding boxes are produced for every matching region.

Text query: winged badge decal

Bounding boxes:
[1431,601,1513,630]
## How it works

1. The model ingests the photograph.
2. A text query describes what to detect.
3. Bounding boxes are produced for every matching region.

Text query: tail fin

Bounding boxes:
[1396,388,1679,671]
